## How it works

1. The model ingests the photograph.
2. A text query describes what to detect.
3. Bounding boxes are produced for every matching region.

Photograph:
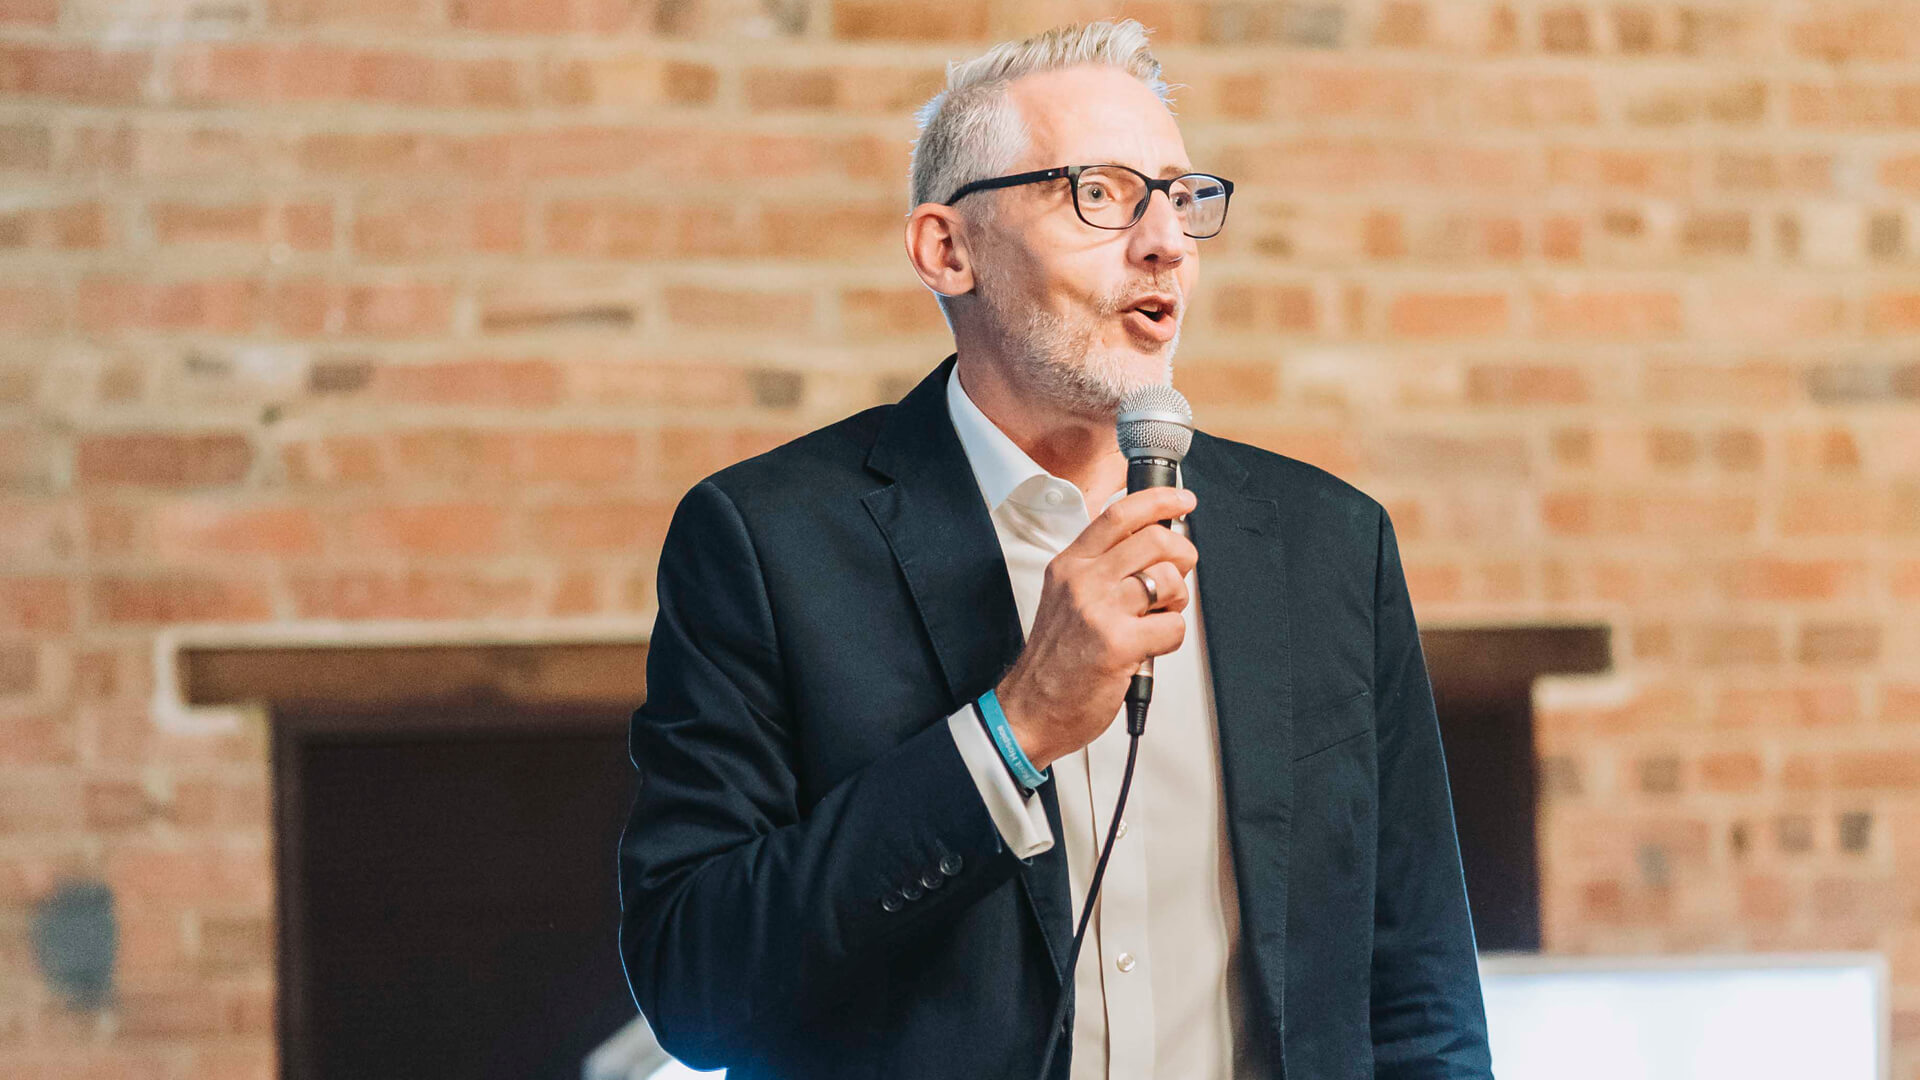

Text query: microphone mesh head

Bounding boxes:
[1116,383,1194,462]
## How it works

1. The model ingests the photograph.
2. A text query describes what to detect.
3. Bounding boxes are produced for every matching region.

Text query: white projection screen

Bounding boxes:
[1479,952,1888,1080]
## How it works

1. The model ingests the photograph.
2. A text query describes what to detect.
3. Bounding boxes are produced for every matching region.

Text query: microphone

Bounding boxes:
[1114,383,1195,734]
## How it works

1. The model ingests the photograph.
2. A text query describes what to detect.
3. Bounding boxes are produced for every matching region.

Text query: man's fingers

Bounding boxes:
[1128,610,1189,659]
[1118,561,1189,615]
[1069,487,1197,557]
[1094,523,1198,585]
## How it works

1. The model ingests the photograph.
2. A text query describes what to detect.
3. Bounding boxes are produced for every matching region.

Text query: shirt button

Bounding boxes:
[1115,952,1136,973]
[1043,488,1064,507]
[1115,819,1129,840]
[920,871,944,890]
[939,853,964,876]
[881,894,903,913]
[902,883,924,901]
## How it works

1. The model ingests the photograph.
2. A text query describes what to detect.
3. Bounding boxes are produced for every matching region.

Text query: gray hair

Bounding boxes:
[908,20,1175,319]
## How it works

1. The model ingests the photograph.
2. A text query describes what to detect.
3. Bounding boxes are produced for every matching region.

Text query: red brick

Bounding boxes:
[840,288,946,339]
[0,501,73,563]
[0,0,56,24]
[663,286,813,333]
[277,201,335,251]
[1547,146,1692,195]
[150,201,267,246]
[1722,558,1868,602]
[198,914,271,971]
[763,200,901,258]
[0,642,35,694]
[1835,751,1920,791]
[355,197,524,259]
[1642,360,1794,408]
[0,575,71,631]
[1716,684,1859,728]
[341,503,507,557]
[287,568,538,620]
[1780,488,1882,536]
[269,0,441,26]
[168,776,269,830]
[106,846,270,908]
[517,430,639,489]
[83,779,155,829]
[1698,285,1844,340]
[1798,622,1881,665]
[116,987,224,1038]
[1540,491,1757,537]
[1465,363,1588,404]
[1213,283,1317,333]
[76,277,260,333]
[369,358,563,407]
[745,67,837,111]
[1869,292,1920,335]
[833,0,988,40]
[549,568,601,616]
[1534,289,1683,339]
[1699,752,1763,793]
[1790,7,1918,62]
[1385,292,1508,338]
[1886,685,1920,724]
[525,500,669,552]
[91,574,275,624]
[543,197,665,257]
[1691,623,1781,667]
[148,503,326,557]
[0,44,150,104]
[77,432,253,488]
[271,278,453,337]
[0,278,60,332]
[0,707,76,766]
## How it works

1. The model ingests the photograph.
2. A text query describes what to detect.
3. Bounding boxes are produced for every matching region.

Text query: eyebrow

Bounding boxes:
[1158,165,1195,178]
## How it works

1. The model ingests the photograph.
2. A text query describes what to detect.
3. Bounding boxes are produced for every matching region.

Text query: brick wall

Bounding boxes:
[2,0,1917,1075]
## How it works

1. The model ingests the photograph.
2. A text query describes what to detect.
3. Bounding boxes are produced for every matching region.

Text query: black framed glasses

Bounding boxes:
[944,164,1235,239]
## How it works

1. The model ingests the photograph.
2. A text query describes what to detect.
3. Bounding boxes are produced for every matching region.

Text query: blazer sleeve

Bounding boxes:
[1367,506,1496,1078]
[617,479,1023,1070]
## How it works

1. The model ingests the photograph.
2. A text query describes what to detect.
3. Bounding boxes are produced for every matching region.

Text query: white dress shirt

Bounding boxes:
[941,364,1264,1079]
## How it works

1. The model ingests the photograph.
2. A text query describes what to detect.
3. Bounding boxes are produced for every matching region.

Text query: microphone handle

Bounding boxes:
[1123,454,1181,725]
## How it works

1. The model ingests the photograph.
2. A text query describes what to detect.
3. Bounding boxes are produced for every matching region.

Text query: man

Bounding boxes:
[618,20,1492,1080]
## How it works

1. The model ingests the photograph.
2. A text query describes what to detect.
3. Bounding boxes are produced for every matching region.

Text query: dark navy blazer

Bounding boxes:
[618,356,1494,1079]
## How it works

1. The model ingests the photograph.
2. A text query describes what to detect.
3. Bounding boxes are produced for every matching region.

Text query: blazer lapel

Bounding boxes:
[859,356,1076,984]
[1183,431,1294,1050]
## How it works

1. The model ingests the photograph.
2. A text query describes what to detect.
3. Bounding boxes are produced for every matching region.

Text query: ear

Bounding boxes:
[904,203,975,300]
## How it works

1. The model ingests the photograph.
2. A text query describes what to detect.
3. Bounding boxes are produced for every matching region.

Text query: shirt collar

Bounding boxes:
[946,362,1054,514]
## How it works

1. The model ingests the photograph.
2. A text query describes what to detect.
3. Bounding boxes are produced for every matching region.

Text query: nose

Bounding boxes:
[1129,187,1189,270]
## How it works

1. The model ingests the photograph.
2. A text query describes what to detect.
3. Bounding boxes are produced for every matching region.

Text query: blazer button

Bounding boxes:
[938,853,964,877]
[901,883,925,901]
[881,894,903,913]
[920,871,945,890]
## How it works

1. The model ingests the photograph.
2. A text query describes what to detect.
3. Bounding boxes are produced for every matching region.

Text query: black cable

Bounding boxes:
[1032,697,1149,1080]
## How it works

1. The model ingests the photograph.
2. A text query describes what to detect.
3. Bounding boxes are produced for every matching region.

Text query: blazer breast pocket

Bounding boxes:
[1289,689,1373,762]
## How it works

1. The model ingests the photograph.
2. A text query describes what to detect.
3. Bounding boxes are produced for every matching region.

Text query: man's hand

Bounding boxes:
[994,486,1198,771]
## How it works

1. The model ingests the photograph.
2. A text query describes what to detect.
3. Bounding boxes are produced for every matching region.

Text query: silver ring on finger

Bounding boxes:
[1131,570,1161,613]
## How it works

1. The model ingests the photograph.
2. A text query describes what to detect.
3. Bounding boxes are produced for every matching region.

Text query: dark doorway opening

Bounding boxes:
[274,699,638,1080]
[181,640,650,1080]
[1423,625,1610,953]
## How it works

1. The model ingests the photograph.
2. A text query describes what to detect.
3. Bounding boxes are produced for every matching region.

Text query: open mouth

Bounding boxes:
[1130,300,1173,323]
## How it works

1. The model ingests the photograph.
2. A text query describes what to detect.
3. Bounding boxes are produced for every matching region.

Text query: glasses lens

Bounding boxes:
[1074,166,1148,229]
[1175,174,1230,237]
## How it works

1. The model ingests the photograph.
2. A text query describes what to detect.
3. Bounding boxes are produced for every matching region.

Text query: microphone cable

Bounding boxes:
[1032,696,1150,1080]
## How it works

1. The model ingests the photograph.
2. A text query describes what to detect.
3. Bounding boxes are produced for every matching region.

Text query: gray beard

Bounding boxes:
[971,261,1179,419]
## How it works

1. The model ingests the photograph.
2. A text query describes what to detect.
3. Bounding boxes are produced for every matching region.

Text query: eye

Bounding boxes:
[1082,182,1114,204]
[1171,189,1194,210]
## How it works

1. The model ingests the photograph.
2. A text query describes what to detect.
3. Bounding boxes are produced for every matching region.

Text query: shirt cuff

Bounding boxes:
[947,705,1053,860]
